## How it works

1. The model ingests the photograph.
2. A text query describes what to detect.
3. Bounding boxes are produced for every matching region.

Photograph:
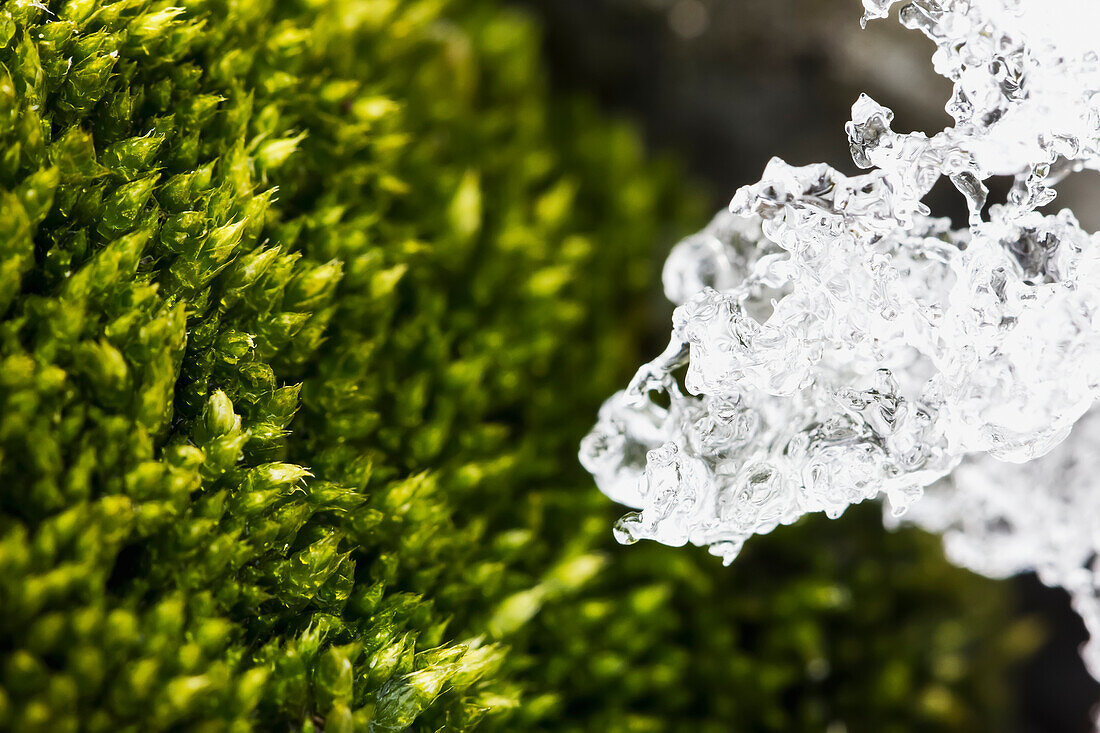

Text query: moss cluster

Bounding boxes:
[0,0,1029,731]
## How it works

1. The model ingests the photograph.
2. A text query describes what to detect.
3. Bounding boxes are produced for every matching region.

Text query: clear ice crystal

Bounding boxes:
[581,0,1100,692]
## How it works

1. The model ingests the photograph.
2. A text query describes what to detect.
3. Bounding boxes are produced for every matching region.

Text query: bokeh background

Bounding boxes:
[518,0,1100,729]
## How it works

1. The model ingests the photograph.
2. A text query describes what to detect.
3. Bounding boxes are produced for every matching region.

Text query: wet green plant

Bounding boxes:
[0,0,1031,731]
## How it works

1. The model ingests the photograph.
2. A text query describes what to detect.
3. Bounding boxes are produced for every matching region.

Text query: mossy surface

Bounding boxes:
[0,0,1029,731]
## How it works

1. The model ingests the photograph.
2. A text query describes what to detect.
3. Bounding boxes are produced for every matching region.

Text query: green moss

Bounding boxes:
[0,0,1028,731]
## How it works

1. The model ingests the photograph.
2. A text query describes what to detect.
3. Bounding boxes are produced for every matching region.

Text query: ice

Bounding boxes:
[581,0,1100,693]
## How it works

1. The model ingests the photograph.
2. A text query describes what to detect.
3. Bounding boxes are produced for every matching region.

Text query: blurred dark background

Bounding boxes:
[514,0,1100,729]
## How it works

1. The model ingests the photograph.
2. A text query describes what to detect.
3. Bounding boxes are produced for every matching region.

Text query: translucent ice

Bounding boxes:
[581,0,1100,694]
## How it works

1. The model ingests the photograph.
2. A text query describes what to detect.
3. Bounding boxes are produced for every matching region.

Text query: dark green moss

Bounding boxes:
[0,0,1030,730]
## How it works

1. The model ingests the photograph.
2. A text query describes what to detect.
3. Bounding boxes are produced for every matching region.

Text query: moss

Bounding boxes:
[0,0,1027,731]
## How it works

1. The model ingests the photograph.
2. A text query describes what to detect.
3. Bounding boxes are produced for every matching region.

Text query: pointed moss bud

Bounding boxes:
[98,84,134,142]
[163,672,215,721]
[449,641,506,692]
[447,170,481,243]
[98,176,157,237]
[0,10,13,51]
[165,218,245,293]
[364,633,412,690]
[254,311,310,356]
[214,329,255,366]
[264,384,301,423]
[238,188,274,246]
[73,339,130,408]
[314,644,356,707]
[178,93,224,130]
[59,53,117,115]
[488,586,545,638]
[204,390,238,438]
[158,211,207,255]
[283,259,341,312]
[157,171,199,214]
[325,703,354,733]
[15,166,58,225]
[206,219,246,262]
[370,664,456,733]
[256,132,306,172]
[165,130,201,171]
[218,243,279,299]
[244,462,311,492]
[280,532,347,608]
[102,134,164,181]
[0,63,17,127]
[50,126,105,184]
[545,552,607,594]
[126,7,187,55]
[369,264,407,301]
[38,23,77,90]
[234,666,267,713]
[12,34,44,106]
[60,0,96,25]
[0,192,32,313]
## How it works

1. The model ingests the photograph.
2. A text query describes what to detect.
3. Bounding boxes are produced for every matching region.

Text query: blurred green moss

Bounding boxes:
[0,0,1028,730]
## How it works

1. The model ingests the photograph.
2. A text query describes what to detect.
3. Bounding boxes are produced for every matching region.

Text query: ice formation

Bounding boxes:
[580,0,1100,684]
